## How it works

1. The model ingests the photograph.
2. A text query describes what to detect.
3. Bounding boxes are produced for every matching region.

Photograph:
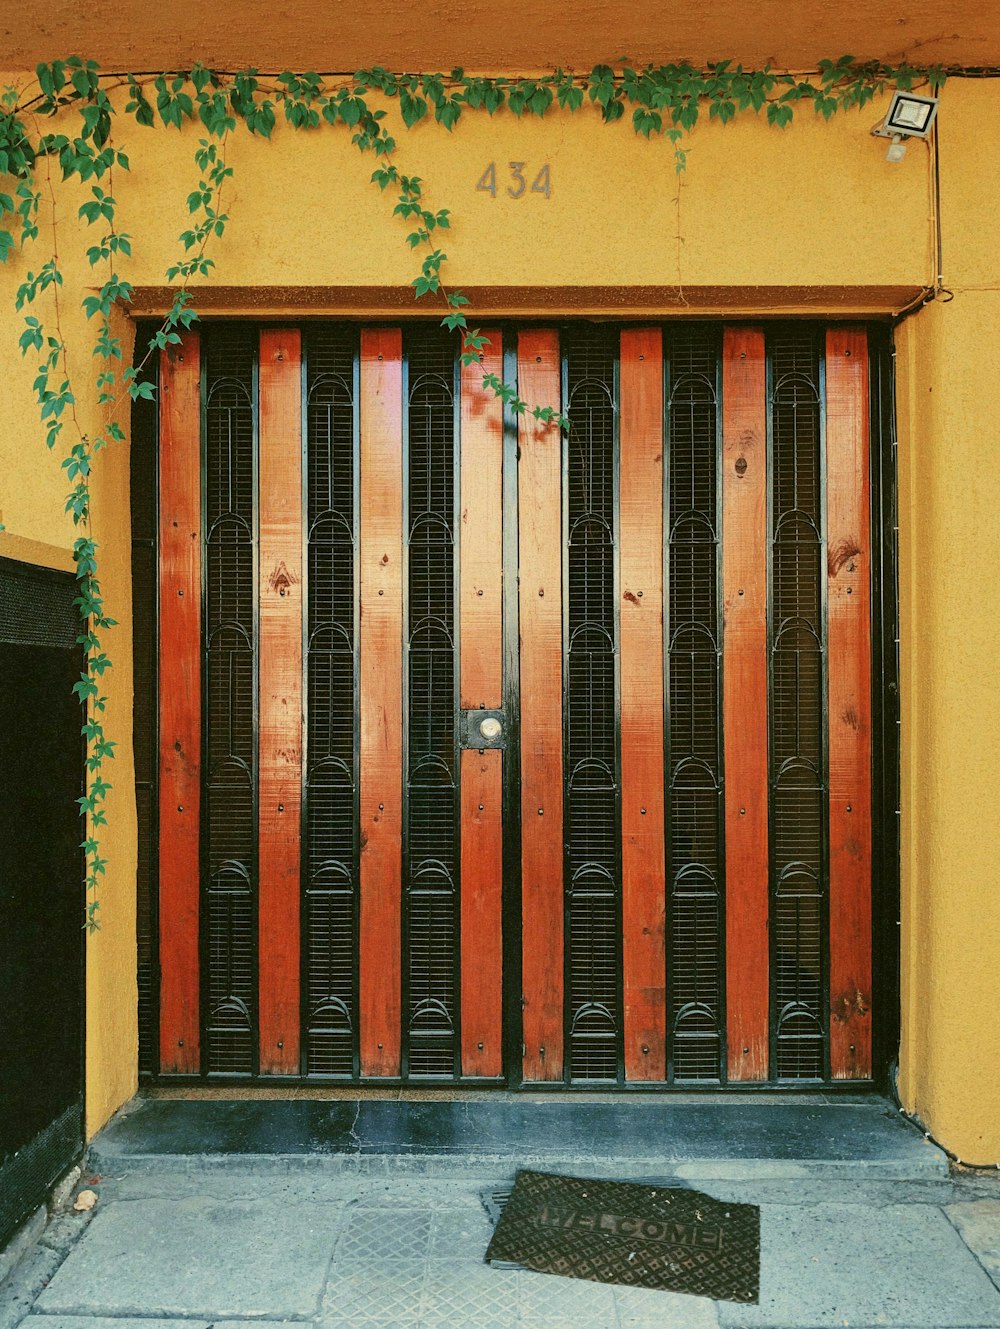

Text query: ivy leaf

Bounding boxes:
[339,97,364,127]
[558,83,584,112]
[400,90,427,128]
[633,108,662,138]
[436,100,461,130]
[530,87,553,116]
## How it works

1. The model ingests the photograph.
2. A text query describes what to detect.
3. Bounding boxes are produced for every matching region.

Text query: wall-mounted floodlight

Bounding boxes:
[871,91,939,162]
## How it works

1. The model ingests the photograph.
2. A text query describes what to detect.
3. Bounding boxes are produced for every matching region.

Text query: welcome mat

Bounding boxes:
[484,1170,760,1304]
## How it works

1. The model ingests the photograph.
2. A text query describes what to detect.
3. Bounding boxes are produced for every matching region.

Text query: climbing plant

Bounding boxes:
[0,55,945,929]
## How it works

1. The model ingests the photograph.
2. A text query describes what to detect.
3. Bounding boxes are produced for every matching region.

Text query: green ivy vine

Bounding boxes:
[0,54,944,930]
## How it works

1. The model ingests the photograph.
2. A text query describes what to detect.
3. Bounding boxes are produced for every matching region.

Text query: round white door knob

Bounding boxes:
[479,716,502,741]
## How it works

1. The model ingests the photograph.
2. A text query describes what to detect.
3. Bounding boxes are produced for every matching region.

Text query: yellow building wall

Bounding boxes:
[0,71,996,1155]
[894,86,1000,1166]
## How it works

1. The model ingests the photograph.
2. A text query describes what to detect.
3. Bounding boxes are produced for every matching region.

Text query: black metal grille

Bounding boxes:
[0,563,79,648]
[203,326,257,1075]
[304,327,359,1077]
[404,328,460,1077]
[665,328,725,1082]
[563,327,621,1082]
[130,332,158,1077]
[768,328,827,1080]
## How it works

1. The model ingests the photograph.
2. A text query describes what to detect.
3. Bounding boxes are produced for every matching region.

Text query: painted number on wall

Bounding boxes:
[477,162,552,199]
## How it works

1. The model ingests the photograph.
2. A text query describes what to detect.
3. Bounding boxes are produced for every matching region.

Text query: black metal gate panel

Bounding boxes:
[0,557,84,1244]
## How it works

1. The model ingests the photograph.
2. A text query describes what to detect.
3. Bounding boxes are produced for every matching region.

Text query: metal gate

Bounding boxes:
[135,320,890,1087]
[0,558,84,1244]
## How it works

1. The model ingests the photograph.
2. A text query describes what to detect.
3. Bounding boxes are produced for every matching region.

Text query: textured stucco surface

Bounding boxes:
[0,71,996,1157]
[1,1,996,75]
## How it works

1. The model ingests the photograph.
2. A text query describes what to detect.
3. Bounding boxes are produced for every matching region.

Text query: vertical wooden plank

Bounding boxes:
[460,333,504,713]
[518,329,564,1082]
[459,333,504,1078]
[826,326,873,1080]
[358,328,403,1077]
[158,331,201,1074]
[460,749,504,1075]
[619,327,667,1081]
[722,325,770,1082]
[257,328,303,1075]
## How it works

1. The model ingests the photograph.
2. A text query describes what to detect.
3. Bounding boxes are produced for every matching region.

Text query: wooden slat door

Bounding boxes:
[358,328,404,1078]
[258,328,303,1074]
[517,330,565,1083]
[150,319,880,1089]
[620,328,667,1081]
[722,327,770,1082]
[459,332,505,1079]
[158,331,202,1075]
[826,326,873,1080]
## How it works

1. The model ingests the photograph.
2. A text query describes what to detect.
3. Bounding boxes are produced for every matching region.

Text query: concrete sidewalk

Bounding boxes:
[2,1097,999,1329]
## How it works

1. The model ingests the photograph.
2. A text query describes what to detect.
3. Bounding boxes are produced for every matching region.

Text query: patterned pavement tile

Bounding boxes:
[421,1260,523,1328]
[518,1267,619,1327]
[615,1283,721,1327]
[427,1209,495,1259]
[321,1261,425,1325]
[335,1209,435,1264]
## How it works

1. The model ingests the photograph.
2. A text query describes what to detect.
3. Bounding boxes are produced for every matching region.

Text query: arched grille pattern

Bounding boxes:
[768,327,827,1079]
[666,328,725,1081]
[203,326,257,1074]
[404,328,460,1077]
[564,327,621,1081]
[304,327,358,1076]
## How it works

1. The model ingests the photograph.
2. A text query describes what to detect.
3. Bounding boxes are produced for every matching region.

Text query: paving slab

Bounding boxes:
[420,1259,527,1328]
[7,1143,995,1329]
[320,1260,428,1325]
[614,1282,721,1327]
[34,1197,343,1319]
[948,1201,1000,1290]
[516,1266,622,1327]
[0,1243,62,1329]
[20,1321,209,1329]
[718,1203,1000,1328]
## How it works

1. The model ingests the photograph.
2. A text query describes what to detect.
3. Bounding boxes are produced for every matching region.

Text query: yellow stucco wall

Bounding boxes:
[0,72,996,1156]
[894,87,1000,1165]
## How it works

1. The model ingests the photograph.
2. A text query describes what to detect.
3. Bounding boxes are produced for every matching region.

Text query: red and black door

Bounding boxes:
[142,320,879,1086]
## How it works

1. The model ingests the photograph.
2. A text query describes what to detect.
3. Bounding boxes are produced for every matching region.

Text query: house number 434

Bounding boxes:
[476,162,552,199]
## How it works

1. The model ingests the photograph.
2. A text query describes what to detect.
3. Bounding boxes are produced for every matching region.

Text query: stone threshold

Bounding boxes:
[89,1094,948,1182]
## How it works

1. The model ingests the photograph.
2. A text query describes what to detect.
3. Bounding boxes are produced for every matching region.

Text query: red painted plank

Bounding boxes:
[459,333,505,1078]
[826,326,873,1080]
[158,331,202,1074]
[257,328,303,1075]
[722,325,770,1082]
[358,328,404,1078]
[518,329,564,1082]
[619,327,667,1082]
[460,749,504,1077]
